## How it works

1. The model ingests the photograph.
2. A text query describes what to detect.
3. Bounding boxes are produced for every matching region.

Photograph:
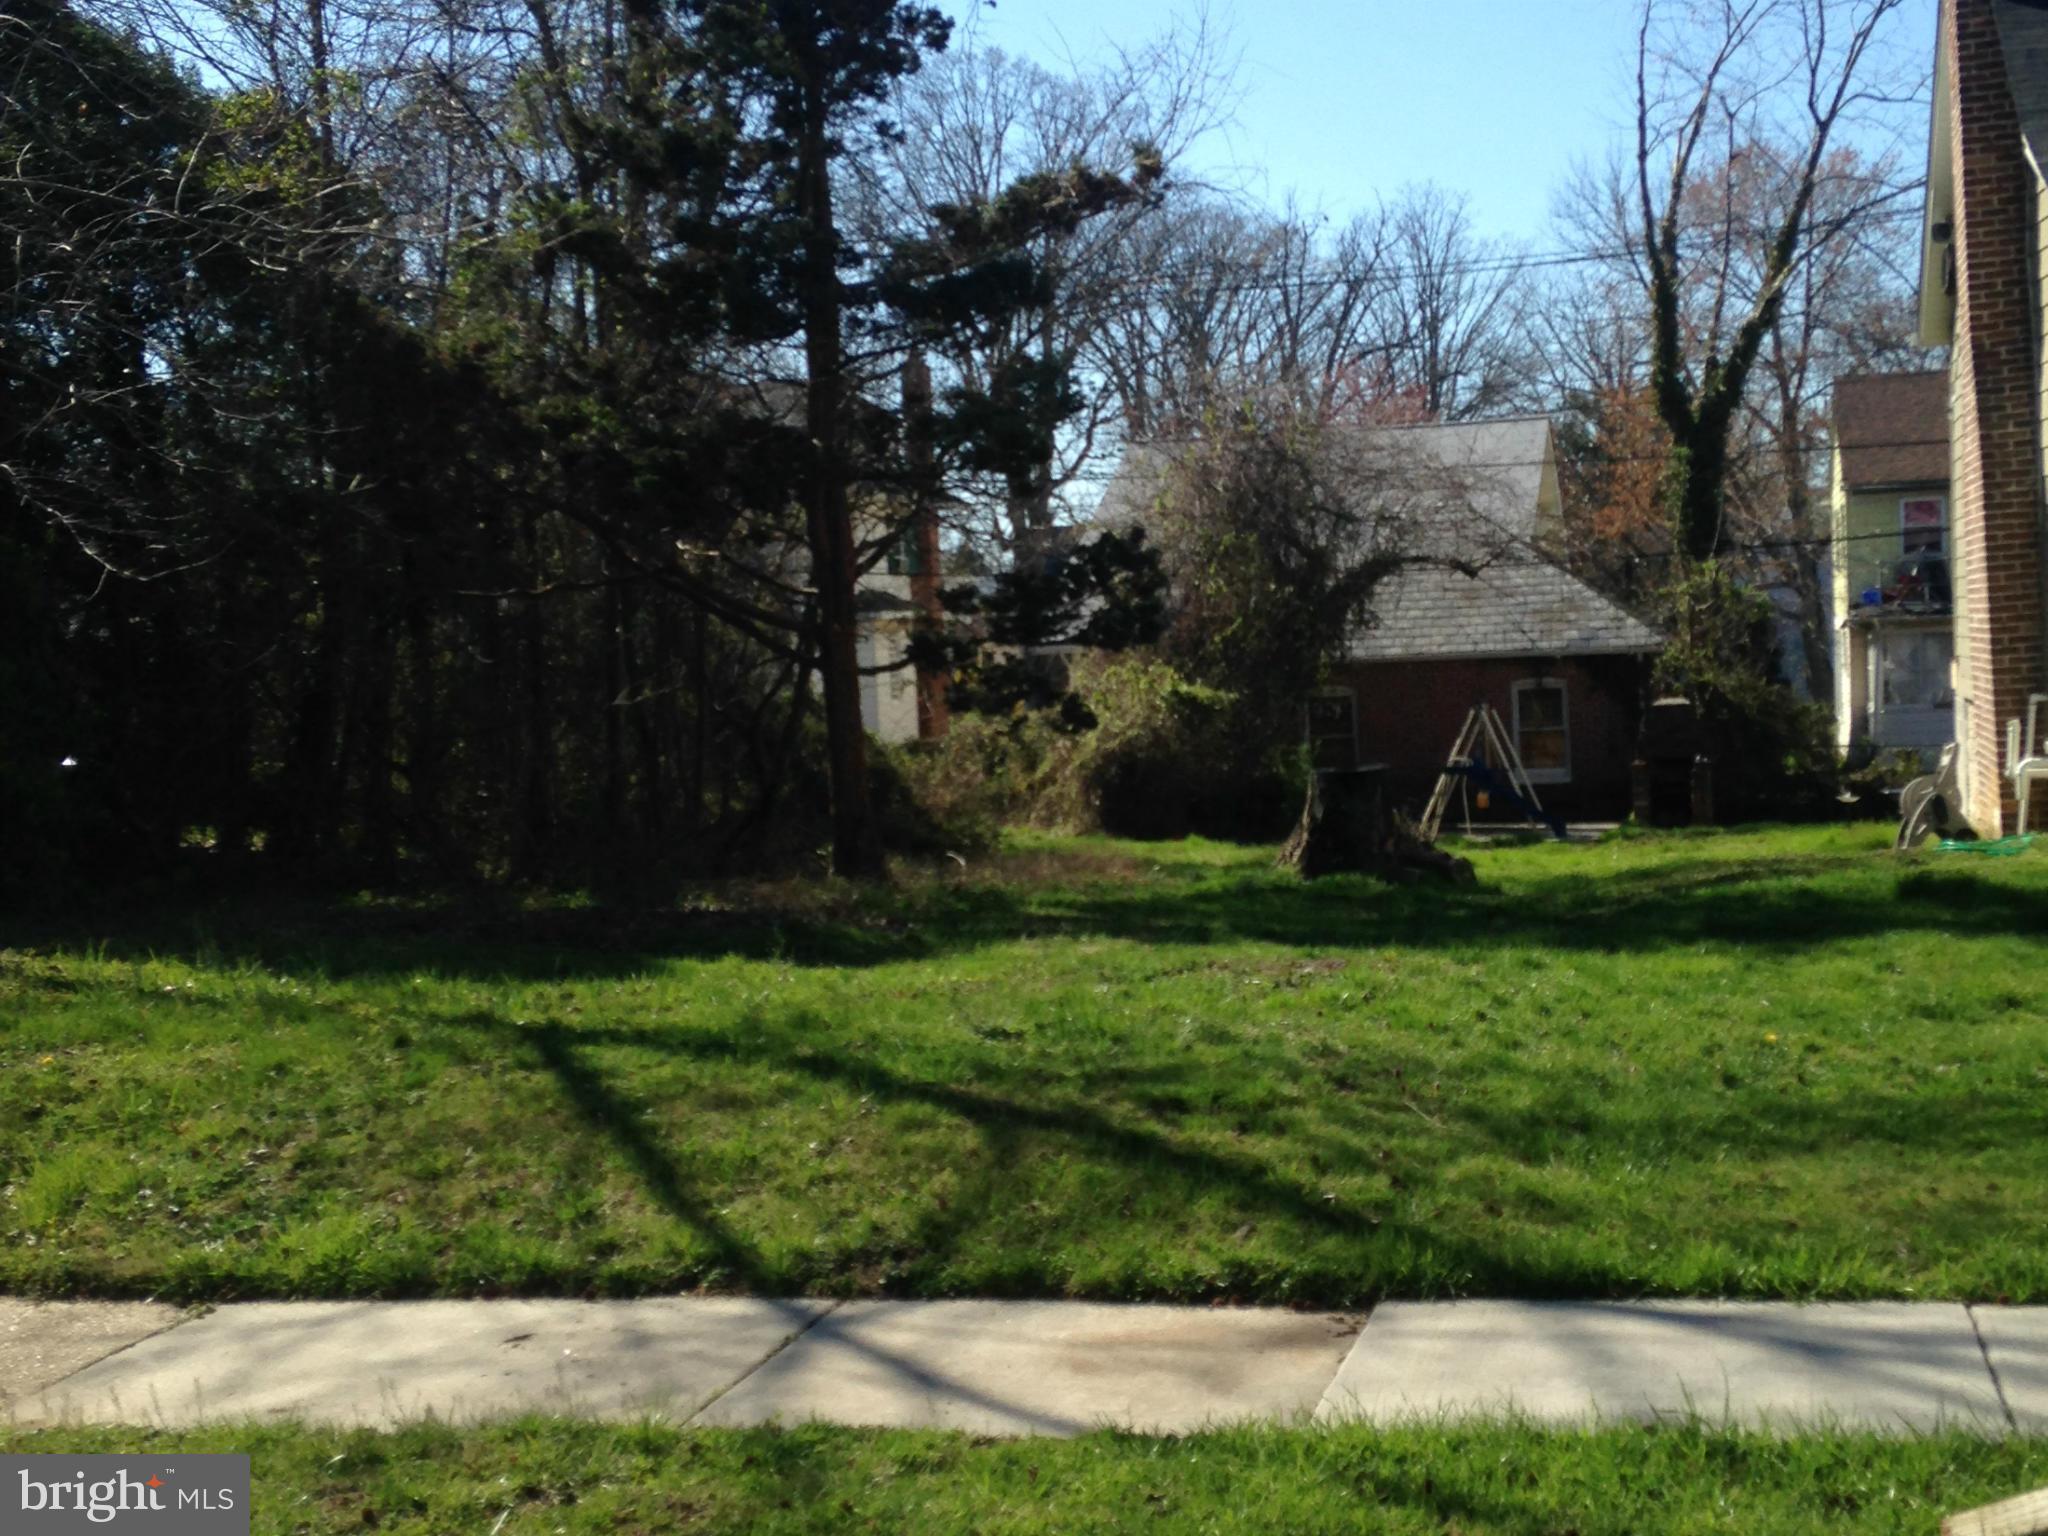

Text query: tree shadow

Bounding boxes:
[488,1012,1522,1298]
[509,1022,1268,1433]
[469,1002,2046,1308]
[519,1022,778,1293]
[12,841,2047,985]
[1026,857,2048,961]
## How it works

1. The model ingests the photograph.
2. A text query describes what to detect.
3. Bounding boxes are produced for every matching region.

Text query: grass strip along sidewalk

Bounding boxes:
[7,1419,2048,1535]
[4,825,2046,1304]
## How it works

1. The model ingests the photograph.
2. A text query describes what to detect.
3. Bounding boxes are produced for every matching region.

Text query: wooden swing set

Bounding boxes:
[1418,702,1567,842]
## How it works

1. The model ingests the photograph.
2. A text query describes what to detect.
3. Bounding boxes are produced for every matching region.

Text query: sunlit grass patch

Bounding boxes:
[3,824,2045,1303]
[7,1417,2048,1536]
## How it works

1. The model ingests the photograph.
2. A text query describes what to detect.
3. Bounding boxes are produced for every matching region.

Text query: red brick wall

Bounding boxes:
[1947,0,2047,833]
[1328,654,1651,821]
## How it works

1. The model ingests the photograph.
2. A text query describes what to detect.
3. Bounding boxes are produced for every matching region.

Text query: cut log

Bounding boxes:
[1279,766,1475,884]
[1944,1487,2048,1536]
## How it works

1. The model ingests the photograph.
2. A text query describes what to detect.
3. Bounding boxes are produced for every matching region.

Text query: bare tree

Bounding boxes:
[1383,184,1536,419]
[1087,197,1408,433]
[1086,179,1536,459]
[1085,197,1293,431]
[1631,0,1915,565]
[1550,116,1932,693]
[1725,142,1937,695]
[871,14,1236,554]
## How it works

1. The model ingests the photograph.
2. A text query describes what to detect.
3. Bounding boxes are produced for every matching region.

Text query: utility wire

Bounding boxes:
[1057,208,1925,297]
[1070,432,1956,479]
[1064,430,1965,561]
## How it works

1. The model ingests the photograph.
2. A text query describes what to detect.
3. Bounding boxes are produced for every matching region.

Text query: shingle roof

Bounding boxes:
[1832,370,1949,490]
[1353,416,1554,541]
[1089,417,1662,662]
[1349,562,1663,661]
[1092,417,1554,546]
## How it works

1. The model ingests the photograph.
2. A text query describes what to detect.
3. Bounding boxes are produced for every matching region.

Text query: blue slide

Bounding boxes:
[1445,754,1567,839]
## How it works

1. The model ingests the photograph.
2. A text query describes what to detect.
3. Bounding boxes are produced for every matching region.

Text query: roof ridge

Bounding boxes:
[1351,412,1554,431]
[1834,367,1948,382]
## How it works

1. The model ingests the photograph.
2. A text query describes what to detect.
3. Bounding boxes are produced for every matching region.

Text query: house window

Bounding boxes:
[884,525,922,577]
[1306,689,1358,770]
[1876,630,1954,712]
[1511,678,1570,784]
[1901,496,1945,556]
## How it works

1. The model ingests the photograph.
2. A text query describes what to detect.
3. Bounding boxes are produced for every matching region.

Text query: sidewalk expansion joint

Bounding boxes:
[1966,1305,2018,1432]
[40,1306,199,1399]
[684,1300,843,1425]
[1310,1301,1379,1420]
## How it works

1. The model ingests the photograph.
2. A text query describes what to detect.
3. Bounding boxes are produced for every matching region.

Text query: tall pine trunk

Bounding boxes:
[359,605,399,878]
[798,81,882,878]
[402,556,447,869]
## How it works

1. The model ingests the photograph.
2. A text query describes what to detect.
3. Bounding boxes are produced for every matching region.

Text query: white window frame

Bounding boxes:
[1900,495,1945,557]
[1511,677,1571,785]
[1873,627,1955,712]
[1305,686,1359,771]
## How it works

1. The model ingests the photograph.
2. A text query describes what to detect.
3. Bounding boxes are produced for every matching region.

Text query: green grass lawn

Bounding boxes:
[3,824,2045,1303]
[7,1419,2047,1535]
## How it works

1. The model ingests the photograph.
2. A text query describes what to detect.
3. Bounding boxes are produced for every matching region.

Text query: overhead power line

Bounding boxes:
[1056,207,1925,298]
[1058,429,1965,562]
[1070,432,1956,480]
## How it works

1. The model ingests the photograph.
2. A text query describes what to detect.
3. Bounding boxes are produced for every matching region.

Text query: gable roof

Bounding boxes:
[1918,1,2048,343]
[1349,562,1663,662]
[1348,416,1555,543]
[1832,370,1950,490]
[1092,416,1555,544]
[1090,416,1662,662]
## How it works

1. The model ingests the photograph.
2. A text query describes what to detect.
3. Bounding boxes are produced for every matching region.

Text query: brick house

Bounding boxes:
[1328,551,1662,823]
[1915,0,2048,834]
[1097,417,1663,821]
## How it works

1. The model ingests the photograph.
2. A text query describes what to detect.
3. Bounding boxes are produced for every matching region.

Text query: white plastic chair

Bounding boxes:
[2006,693,2048,834]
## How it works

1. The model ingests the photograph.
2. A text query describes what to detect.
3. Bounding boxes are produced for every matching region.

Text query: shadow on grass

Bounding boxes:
[511,1020,1302,1431]
[477,1006,2043,1309]
[521,1022,778,1293]
[11,843,2048,984]
[12,853,2045,1309]
[492,1014,1500,1293]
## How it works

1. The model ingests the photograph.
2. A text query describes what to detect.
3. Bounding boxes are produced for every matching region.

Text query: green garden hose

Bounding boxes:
[1936,834,2038,856]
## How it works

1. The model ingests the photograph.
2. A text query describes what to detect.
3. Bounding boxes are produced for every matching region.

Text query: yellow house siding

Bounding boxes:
[1840,488,1948,604]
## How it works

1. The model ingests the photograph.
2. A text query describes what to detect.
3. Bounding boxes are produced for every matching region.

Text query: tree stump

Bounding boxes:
[1279,766,1476,884]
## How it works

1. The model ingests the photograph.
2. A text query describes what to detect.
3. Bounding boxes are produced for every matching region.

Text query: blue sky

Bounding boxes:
[952,0,1938,244]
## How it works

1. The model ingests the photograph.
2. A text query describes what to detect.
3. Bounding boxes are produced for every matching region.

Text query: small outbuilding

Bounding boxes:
[1096,416,1664,822]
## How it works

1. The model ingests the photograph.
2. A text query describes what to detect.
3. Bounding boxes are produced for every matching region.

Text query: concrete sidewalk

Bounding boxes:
[6,1296,2044,1437]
